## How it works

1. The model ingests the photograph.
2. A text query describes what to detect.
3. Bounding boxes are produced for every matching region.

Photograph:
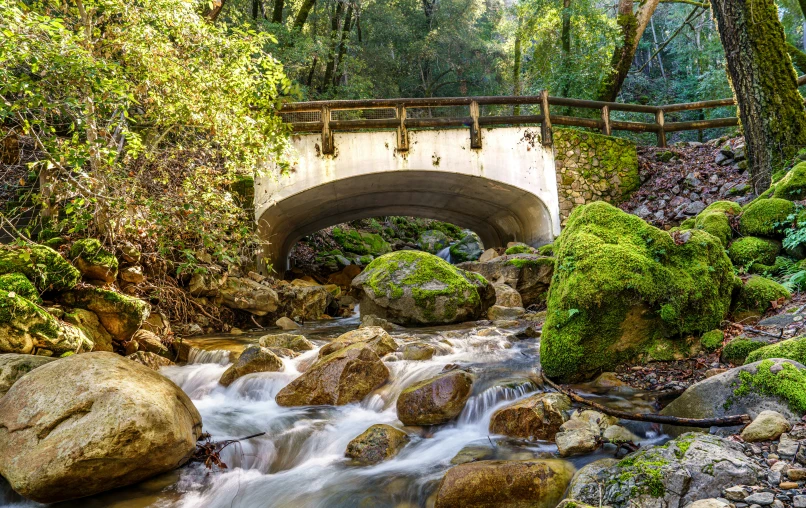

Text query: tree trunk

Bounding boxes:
[711,0,806,193]
[597,0,660,101]
[559,0,572,97]
[293,0,317,29]
[333,5,355,86]
[204,0,227,21]
[650,17,666,80]
[272,0,284,23]
[323,0,347,88]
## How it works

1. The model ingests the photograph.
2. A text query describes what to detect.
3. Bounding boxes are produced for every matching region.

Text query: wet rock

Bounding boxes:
[319,326,397,358]
[0,352,202,504]
[571,433,761,508]
[459,254,554,307]
[276,316,300,330]
[0,354,56,396]
[488,392,570,440]
[487,305,525,321]
[276,343,389,406]
[360,314,396,331]
[745,492,775,505]
[219,345,283,386]
[417,230,450,254]
[352,251,495,326]
[274,283,333,321]
[60,287,149,342]
[555,427,599,457]
[493,283,523,308]
[1,290,93,355]
[69,239,119,283]
[220,277,279,316]
[567,458,619,500]
[741,411,792,442]
[127,351,174,370]
[449,232,484,262]
[397,370,474,425]
[345,424,409,464]
[401,342,436,361]
[259,333,314,352]
[434,459,575,508]
[603,425,640,443]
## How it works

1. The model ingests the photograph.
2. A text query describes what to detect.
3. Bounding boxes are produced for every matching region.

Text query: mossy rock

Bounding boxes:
[739,198,795,237]
[0,244,80,293]
[693,201,741,247]
[505,244,536,255]
[449,233,484,262]
[722,337,766,365]
[728,236,781,267]
[772,162,806,200]
[352,251,495,326]
[0,273,40,304]
[700,329,724,353]
[0,290,93,355]
[332,227,391,256]
[62,308,114,352]
[746,335,806,364]
[417,230,450,254]
[69,239,118,283]
[537,243,554,256]
[60,287,149,341]
[540,202,735,382]
[219,345,283,386]
[733,275,791,315]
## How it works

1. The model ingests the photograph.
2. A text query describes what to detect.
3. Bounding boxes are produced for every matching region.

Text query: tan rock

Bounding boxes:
[259,333,314,352]
[488,392,571,440]
[0,354,56,396]
[319,326,397,358]
[62,308,113,352]
[127,351,174,370]
[493,283,523,308]
[219,345,283,386]
[741,410,792,442]
[396,370,474,425]
[276,317,300,330]
[345,424,409,464]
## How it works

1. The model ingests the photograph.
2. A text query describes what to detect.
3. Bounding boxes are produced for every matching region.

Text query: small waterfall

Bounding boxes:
[436,246,452,262]
[458,381,536,424]
[188,348,232,365]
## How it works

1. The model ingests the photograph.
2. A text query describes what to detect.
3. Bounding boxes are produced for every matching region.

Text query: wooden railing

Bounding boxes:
[278,76,806,154]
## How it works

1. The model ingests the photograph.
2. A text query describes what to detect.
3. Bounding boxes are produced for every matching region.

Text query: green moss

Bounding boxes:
[733,359,806,413]
[700,329,724,352]
[0,288,43,326]
[0,244,80,292]
[703,201,743,215]
[541,202,735,381]
[735,275,791,314]
[69,238,118,270]
[722,337,766,365]
[332,227,391,256]
[505,244,534,255]
[537,243,554,256]
[739,198,795,237]
[612,452,668,498]
[679,218,695,230]
[507,257,555,269]
[773,162,806,200]
[728,237,781,267]
[0,273,41,304]
[746,335,806,364]
[693,201,742,247]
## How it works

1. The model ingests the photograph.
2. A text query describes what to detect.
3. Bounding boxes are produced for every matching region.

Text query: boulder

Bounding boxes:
[745,335,806,365]
[493,283,523,308]
[540,202,735,382]
[739,198,795,237]
[555,427,599,457]
[0,272,41,303]
[220,277,280,316]
[0,290,93,355]
[0,354,56,396]
[0,244,80,292]
[219,345,283,386]
[603,424,640,443]
[449,232,484,262]
[488,392,571,440]
[567,458,619,501]
[360,313,395,330]
[570,433,761,508]
[459,254,554,307]
[401,342,437,360]
[478,248,500,263]
[60,287,149,341]
[132,329,171,358]
[418,230,451,254]
[661,359,806,436]
[772,162,806,200]
[487,305,525,320]
[332,227,391,256]
[740,410,791,442]
[734,276,791,316]
[127,351,174,370]
[259,333,314,352]
[274,283,333,321]
[721,337,767,365]
[396,370,474,425]
[345,424,409,464]
[693,201,742,248]
[275,343,389,406]
[63,308,113,352]
[728,237,781,267]
[352,251,495,326]
[276,316,300,330]
[319,326,398,358]
[0,352,202,503]
[69,239,118,283]
[434,459,575,508]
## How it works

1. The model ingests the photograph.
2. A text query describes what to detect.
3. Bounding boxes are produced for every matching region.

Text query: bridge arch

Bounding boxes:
[255,127,561,273]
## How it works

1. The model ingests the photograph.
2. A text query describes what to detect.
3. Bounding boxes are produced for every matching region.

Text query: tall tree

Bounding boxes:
[711,0,806,193]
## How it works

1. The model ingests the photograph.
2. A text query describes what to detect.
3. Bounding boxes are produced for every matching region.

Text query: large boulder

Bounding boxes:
[62,308,113,352]
[396,370,474,425]
[319,326,397,358]
[728,237,781,267]
[219,345,283,386]
[449,232,484,262]
[274,283,333,321]
[739,198,795,237]
[259,333,314,352]
[488,392,571,440]
[434,459,575,508]
[0,244,80,292]
[540,202,735,382]
[569,433,761,508]
[69,239,118,283]
[0,352,202,503]
[459,254,554,307]
[0,354,56,396]
[60,287,149,341]
[418,230,451,254]
[0,290,93,355]
[219,277,280,316]
[275,343,389,406]
[660,359,806,436]
[345,424,409,464]
[352,251,495,326]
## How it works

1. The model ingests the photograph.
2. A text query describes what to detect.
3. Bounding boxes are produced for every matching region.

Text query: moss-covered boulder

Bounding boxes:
[733,275,791,316]
[332,227,391,256]
[0,354,56,396]
[0,290,93,355]
[505,243,536,255]
[700,329,724,352]
[275,343,389,406]
[396,370,474,425]
[219,345,283,387]
[540,202,735,382]
[60,287,149,341]
[745,335,806,364]
[488,392,571,440]
[434,459,575,508]
[258,333,314,352]
[721,337,766,365]
[318,326,397,358]
[62,308,113,352]
[417,230,451,254]
[0,244,80,292]
[345,424,409,465]
[728,236,781,267]
[739,198,795,237]
[459,254,554,307]
[693,201,741,247]
[69,239,118,283]
[0,273,40,303]
[449,232,484,262]
[772,162,806,200]
[352,251,495,326]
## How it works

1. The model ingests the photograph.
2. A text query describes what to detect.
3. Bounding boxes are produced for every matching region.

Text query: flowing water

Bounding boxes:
[0,314,668,508]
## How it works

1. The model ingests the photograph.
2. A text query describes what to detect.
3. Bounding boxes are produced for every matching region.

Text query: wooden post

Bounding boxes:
[540,90,553,147]
[655,108,667,147]
[469,100,482,149]
[396,105,409,151]
[601,105,611,136]
[321,105,334,155]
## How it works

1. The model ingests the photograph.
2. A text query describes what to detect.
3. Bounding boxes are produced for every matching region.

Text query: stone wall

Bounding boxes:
[553,128,640,223]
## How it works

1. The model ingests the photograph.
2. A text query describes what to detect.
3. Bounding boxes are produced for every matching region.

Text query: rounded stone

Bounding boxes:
[396,370,474,425]
[488,392,571,440]
[345,424,409,464]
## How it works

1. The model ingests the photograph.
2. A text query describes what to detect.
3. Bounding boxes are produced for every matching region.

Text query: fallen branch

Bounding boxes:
[541,371,751,428]
[192,432,267,469]
[743,326,784,339]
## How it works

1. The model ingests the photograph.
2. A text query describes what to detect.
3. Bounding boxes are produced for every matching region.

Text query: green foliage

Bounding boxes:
[69,238,117,271]
[746,336,806,364]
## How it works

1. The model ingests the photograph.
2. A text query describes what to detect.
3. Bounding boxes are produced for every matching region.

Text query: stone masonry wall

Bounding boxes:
[554,128,640,223]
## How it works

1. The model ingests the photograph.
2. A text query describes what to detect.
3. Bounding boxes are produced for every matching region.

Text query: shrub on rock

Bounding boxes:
[540,202,734,382]
[0,352,202,504]
[0,244,80,292]
[352,251,495,326]
[728,237,781,267]
[69,239,119,283]
[739,198,795,237]
[60,287,149,341]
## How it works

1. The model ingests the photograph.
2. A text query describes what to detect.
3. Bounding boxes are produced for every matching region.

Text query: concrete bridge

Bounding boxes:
[256,93,738,273]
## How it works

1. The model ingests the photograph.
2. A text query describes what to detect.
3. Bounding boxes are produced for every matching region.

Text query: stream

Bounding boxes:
[0,313,669,508]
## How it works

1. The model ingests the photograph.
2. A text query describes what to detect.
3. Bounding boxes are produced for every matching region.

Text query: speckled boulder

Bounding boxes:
[396,370,474,425]
[345,424,409,464]
[488,392,571,440]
